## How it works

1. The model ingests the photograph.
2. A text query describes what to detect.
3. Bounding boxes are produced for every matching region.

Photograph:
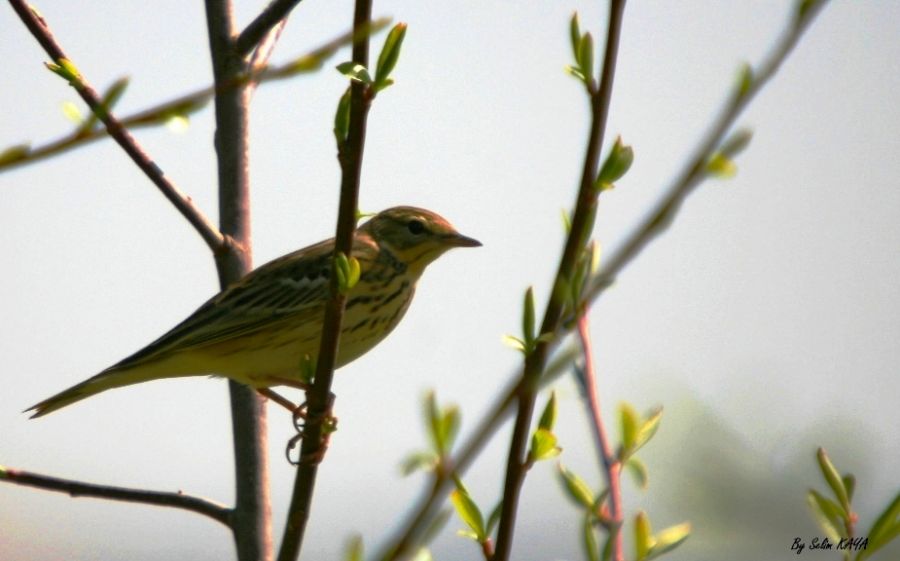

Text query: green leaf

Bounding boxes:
[529,428,561,462]
[864,492,900,558]
[625,457,649,490]
[596,137,634,190]
[84,76,129,129]
[619,402,639,459]
[538,391,557,431]
[719,128,754,158]
[646,523,691,560]
[564,65,587,83]
[561,209,573,234]
[399,451,438,475]
[485,501,503,536]
[558,464,595,509]
[634,406,663,453]
[817,448,851,514]
[45,58,82,85]
[807,490,844,542]
[344,535,364,561]
[523,286,536,351]
[334,252,357,293]
[61,101,83,124]
[0,144,31,166]
[440,406,461,454]
[501,334,527,354]
[705,153,737,178]
[569,13,581,63]
[737,62,753,96]
[583,512,601,561]
[450,484,485,541]
[634,511,654,561]
[333,87,352,145]
[578,32,594,82]
[375,23,407,89]
[842,474,855,503]
[336,61,373,84]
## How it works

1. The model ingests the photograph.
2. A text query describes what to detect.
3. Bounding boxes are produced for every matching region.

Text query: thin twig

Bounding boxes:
[0,466,231,527]
[492,2,626,559]
[378,2,830,559]
[586,0,830,302]
[576,316,623,561]
[8,0,225,254]
[275,1,374,559]
[236,0,304,57]
[0,21,389,173]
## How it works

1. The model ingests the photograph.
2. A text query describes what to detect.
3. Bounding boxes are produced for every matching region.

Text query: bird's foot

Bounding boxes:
[285,393,337,466]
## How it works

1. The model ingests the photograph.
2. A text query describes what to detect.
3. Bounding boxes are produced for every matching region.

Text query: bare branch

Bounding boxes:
[7,0,225,254]
[237,0,304,57]
[0,466,231,527]
[576,316,623,561]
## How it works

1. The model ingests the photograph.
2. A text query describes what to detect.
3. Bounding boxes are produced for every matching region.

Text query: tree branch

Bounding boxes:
[0,466,231,527]
[7,0,225,254]
[203,1,272,560]
[236,0,304,57]
[276,1,373,560]
[576,316,623,561]
[379,2,830,559]
[0,22,388,173]
[492,1,627,559]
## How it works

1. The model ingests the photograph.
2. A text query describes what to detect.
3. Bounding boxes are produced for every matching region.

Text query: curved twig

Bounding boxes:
[237,0,305,57]
[8,0,225,254]
[0,466,231,527]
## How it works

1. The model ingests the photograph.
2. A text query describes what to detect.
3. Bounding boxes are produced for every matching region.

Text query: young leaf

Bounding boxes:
[558,464,595,509]
[583,512,601,561]
[705,153,737,178]
[625,456,649,490]
[807,490,844,542]
[529,428,561,462]
[816,448,851,513]
[634,406,663,452]
[596,137,634,190]
[578,32,594,82]
[523,286,536,351]
[646,522,691,560]
[344,535,364,561]
[737,62,754,96]
[569,13,581,63]
[375,23,407,89]
[486,501,503,536]
[333,87,352,145]
[634,511,654,561]
[61,101,83,124]
[619,402,639,459]
[501,334,527,354]
[538,391,557,431]
[863,491,900,558]
[336,61,373,84]
[450,485,486,541]
[842,474,855,503]
[45,58,82,85]
[400,451,438,475]
[84,76,129,129]
[719,128,753,159]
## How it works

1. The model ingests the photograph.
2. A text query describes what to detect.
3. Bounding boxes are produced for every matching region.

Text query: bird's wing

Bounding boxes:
[110,239,340,370]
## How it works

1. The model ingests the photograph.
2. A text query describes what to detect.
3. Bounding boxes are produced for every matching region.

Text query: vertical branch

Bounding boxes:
[276,1,374,559]
[576,316,623,561]
[491,2,626,560]
[204,2,272,561]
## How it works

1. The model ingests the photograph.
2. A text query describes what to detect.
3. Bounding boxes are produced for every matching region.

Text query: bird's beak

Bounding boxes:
[444,232,482,248]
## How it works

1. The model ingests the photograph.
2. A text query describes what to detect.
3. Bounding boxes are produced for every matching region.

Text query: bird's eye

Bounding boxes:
[407,219,426,235]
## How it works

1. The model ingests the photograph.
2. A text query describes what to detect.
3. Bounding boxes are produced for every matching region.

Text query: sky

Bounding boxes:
[1,1,898,560]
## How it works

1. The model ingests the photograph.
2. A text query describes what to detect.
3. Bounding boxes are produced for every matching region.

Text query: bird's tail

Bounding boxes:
[26,362,185,418]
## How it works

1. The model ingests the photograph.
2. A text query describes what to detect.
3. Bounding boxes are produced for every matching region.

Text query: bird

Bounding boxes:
[27,206,480,418]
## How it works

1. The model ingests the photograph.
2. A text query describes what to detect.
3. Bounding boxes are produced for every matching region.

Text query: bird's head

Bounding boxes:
[360,206,481,273]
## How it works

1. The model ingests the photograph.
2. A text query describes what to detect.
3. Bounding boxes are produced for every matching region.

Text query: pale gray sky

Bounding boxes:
[1,1,898,560]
